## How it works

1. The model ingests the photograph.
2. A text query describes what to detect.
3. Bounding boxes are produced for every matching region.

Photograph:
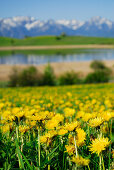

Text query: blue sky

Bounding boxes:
[0,0,114,21]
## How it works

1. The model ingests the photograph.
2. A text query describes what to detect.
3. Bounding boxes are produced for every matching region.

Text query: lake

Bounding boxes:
[0,49,114,65]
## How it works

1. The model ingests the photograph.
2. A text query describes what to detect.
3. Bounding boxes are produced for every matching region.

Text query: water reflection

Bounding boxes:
[0,49,114,65]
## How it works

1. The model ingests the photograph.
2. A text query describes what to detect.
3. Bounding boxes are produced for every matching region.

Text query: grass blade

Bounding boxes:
[15,139,25,170]
[21,151,34,170]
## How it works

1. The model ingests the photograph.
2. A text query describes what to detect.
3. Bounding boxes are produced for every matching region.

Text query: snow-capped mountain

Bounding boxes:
[0,16,114,38]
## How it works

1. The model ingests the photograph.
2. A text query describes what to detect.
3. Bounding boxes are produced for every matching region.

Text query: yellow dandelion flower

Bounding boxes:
[40,133,51,143]
[68,134,74,144]
[30,120,36,127]
[88,117,103,127]
[40,135,48,143]
[89,136,110,155]
[91,99,97,104]
[82,113,93,122]
[19,125,29,134]
[48,130,57,137]
[65,145,75,155]
[2,111,11,120]
[2,125,10,133]
[1,123,12,133]
[101,111,114,122]
[40,130,57,144]
[76,128,86,147]
[30,115,41,121]
[72,155,90,166]
[15,111,25,118]
[46,113,64,130]
[0,119,6,124]
[54,113,64,122]
[64,121,79,131]
[12,107,20,115]
[0,103,4,109]
[58,128,68,136]
[101,122,109,134]
[75,111,85,119]
[46,119,59,130]
[64,108,75,117]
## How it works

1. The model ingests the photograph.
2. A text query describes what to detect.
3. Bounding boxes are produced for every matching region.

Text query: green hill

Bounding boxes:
[0,36,114,46]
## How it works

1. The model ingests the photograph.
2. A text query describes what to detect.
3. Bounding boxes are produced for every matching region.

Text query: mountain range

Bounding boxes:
[0,16,114,38]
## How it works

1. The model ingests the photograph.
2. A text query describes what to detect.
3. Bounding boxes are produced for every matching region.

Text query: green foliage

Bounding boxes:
[9,66,41,87]
[18,66,38,86]
[84,70,110,83]
[42,64,56,86]
[56,33,67,41]
[56,36,61,40]
[86,60,112,83]
[8,63,112,87]
[11,39,15,45]
[90,60,112,76]
[90,60,108,70]
[0,131,18,169]
[9,67,20,87]
[58,71,81,85]
[24,35,30,39]
[9,65,56,87]
[60,32,67,37]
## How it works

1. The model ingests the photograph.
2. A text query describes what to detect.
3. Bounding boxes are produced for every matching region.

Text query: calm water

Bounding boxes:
[0,49,114,65]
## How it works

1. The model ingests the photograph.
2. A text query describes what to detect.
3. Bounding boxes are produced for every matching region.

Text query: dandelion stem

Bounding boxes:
[88,165,90,170]
[38,128,40,169]
[16,126,22,169]
[48,156,50,170]
[74,134,78,170]
[108,119,112,170]
[46,149,50,170]
[74,135,78,158]
[88,126,90,137]
[21,135,24,152]
[16,126,19,142]
[101,154,105,170]
[99,154,102,170]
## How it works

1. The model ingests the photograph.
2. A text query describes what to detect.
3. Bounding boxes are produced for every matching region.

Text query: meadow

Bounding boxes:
[0,83,114,169]
[0,36,114,47]
[0,48,99,57]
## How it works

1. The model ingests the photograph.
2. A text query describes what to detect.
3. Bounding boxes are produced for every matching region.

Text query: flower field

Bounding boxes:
[0,84,114,170]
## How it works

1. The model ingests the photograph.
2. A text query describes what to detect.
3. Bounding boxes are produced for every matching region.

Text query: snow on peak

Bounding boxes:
[25,20,44,30]
[2,16,36,28]
[56,20,70,26]
[56,19,84,30]
[0,16,113,38]
[3,18,17,27]
[89,16,113,28]
[1,16,113,30]
[12,16,33,22]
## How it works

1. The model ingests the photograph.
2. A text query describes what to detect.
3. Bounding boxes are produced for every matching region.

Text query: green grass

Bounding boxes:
[0,48,101,57]
[0,81,10,88]
[0,84,113,169]
[0,36,114,47]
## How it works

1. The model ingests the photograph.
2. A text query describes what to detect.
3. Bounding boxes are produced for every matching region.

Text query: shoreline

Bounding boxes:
[0,60,114,81]
[0,44,114,51]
